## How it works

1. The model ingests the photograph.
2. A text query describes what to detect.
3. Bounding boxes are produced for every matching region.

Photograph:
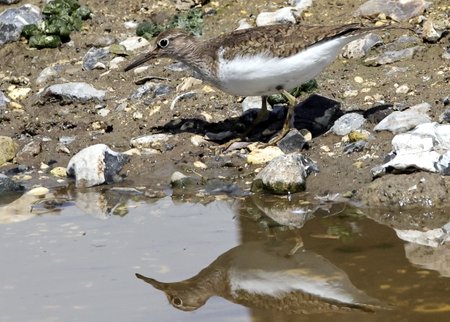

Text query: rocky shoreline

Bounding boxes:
[1,0,450,212]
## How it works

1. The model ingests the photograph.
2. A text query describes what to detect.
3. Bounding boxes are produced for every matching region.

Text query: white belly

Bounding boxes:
[217,35,356,96]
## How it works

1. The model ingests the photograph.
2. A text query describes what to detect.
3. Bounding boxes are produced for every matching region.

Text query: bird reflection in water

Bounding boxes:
[136,239,383,314]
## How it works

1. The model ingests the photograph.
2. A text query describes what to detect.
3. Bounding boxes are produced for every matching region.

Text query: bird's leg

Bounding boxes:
[268,89,297,145]
[251,96,269,127]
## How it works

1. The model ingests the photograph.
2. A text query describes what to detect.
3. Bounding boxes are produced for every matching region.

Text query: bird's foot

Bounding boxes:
[286,237,304,257]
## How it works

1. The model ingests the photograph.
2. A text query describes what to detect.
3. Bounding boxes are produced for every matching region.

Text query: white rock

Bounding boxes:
[374,110,431,134]
[242,96,264,113]
[67,144,129,187]
[396,228,447,248]
[119,36,150,51]
[236,19,252,30]
[384,151,440,173]
[256,7,299,26]
[130,133,172,148]
[124,21,138,29]
[395,84,410,94]
[109,57,126,70]
[247,146,284,165]
[193,161,207,169]
[190,135,208,147]
[391,133,434,153]
[290,0,313,11]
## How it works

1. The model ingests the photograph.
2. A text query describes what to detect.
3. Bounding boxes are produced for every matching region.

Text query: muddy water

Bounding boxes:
[1,191,450,322]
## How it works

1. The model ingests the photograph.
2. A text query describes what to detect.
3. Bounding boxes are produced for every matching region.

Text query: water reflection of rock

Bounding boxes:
[136,240,382,314]
[0,186,152,223]
[0,187,62,224]
[247,194,350,229]
[366,208,450,277]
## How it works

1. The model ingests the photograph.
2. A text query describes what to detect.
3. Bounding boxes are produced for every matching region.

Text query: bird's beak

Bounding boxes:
[123,48,158,72]
[135,273,168,290]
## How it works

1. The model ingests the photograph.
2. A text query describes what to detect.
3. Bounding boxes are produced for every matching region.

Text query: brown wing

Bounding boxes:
[202,23,378,60]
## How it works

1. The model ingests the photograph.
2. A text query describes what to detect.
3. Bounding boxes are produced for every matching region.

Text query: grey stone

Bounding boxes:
[364,46,424,66]
[0,0,21,3]
[82,47,110,71]
[165,62,189,72]
[355,0,430,22]
[16,140,41,159]
[439,109,450,123]
[170,171,199,188]
[204,180,245,197]
[0,174,24,193]
[0,4,42,45]
[442,48,450,60]
[90,35,115,47]
[67,144,129,187]
[251,153,319,194]
[344,140,367,154]
[205,131,235,141]
[59,136,76,145]
[422,20,443,43]
[36,65,65,85]
[0,90,10,108]
[342,33,383,59]
[290,0,313,11]
[436,152,450,175]
[130,134,172,149]
[129,82,172,100]
[330,113,366,136]
[41,82,106,103]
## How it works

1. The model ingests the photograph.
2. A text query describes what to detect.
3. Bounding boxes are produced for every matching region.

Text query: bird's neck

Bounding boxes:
[173,39,217,80]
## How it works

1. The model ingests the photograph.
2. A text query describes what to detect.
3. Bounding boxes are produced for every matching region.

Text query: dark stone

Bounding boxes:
[277,129,308,153]
[343,140,367,154]
[0,174,24,193]
[292,94,343,137]
[103,150,129,184]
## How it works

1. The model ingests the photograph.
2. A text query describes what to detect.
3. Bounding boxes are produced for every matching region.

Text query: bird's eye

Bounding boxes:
[171,297,183,307]
[158,38,169,48]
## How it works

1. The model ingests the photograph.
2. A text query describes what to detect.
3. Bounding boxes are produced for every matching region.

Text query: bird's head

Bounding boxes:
[124,29,194,72]
[136,273,209,311]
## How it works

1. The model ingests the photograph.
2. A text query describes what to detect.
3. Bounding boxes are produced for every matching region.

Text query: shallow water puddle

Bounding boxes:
[1,191,450,322]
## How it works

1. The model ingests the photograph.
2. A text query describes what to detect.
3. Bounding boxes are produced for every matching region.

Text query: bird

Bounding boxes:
[135,240,384,313]
[124,23,400,143]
